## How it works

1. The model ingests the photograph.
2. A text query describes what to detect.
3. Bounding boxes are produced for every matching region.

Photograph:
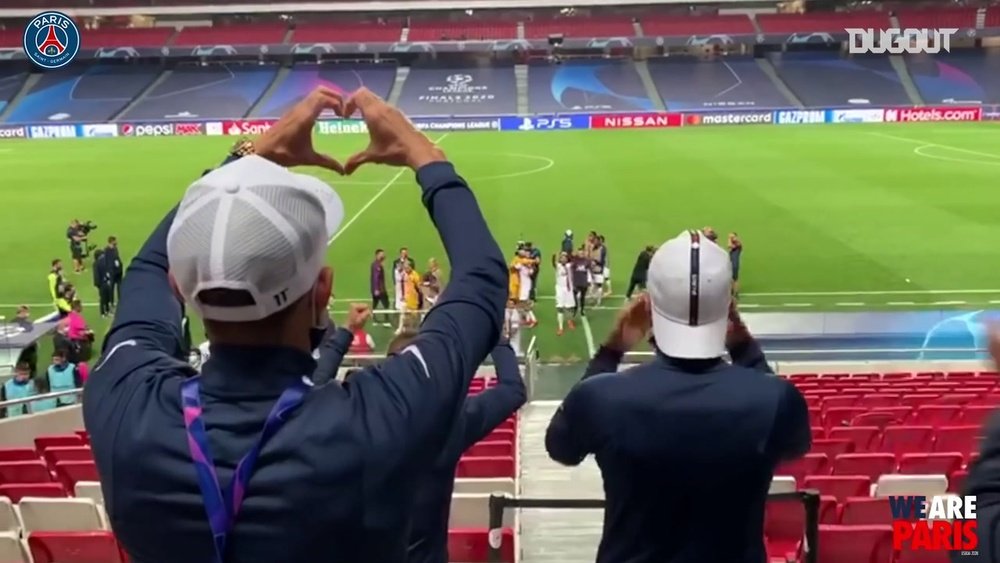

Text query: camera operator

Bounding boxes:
[66,219,97,273]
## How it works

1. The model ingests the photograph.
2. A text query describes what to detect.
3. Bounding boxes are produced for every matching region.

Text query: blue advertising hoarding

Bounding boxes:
[499,115,591,131]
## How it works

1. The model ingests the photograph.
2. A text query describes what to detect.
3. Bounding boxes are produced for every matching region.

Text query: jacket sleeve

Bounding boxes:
[544,346,620,466]
[728,336,773,374]
[349,162,507,458]
[460,343,527,448]
[312,327,354,385]
[769,381,811,462]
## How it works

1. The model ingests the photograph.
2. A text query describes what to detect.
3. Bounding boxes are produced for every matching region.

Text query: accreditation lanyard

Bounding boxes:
[181,376,310,563]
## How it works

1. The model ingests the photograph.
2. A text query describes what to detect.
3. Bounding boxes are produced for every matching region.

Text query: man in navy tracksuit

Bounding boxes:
[546,231,810,563]
[408,341,526,563]
[83,89,507,563]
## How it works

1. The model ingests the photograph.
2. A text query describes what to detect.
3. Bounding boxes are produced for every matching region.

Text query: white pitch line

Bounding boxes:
[868,132,1000,160]
[782,303,812,308]
[581,316,597,357]
[835,302,866,307]
[740,288,1000,297]
[328,133,449,244]
[887,301,916,306]
[990,300,1000,304]
[932,300,966,306]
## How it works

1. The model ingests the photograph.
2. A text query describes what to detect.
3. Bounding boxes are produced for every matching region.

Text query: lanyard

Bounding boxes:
[181,376,310,563]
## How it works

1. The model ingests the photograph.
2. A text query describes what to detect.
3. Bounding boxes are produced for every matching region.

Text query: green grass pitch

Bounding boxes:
[2,121,1000,363]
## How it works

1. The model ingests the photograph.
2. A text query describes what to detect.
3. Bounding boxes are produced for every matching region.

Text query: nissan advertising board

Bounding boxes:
[590,113,682,129]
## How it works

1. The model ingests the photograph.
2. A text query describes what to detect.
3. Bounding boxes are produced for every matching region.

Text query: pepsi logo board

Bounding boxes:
[23,12,80,69]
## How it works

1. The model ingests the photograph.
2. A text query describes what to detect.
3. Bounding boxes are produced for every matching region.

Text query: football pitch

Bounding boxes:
[3,121,1000,363]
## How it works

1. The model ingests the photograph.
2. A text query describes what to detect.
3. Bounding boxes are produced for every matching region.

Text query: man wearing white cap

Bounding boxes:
[83,88,508,563]
[545,230,810,563]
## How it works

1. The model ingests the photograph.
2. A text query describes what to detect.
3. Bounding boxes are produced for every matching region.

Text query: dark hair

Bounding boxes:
[399,247,408,252]
[14,362,30,373]
[108,236,117,244]
[52,350,65,359]
[375,248,384,255]
[51,259,61,267]
[387,329,419,355]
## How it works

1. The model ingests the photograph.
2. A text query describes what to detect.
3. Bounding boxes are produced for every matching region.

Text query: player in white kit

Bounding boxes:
[514,249,537,327]
[553,251,576,335]
[505,300,522,356]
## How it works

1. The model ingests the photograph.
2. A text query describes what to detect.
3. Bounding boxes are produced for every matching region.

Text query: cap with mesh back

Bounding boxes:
[647,230,732,359]
[167,155,344,323]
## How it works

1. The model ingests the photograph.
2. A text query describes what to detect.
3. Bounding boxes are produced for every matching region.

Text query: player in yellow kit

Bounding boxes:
[396,262,423,334]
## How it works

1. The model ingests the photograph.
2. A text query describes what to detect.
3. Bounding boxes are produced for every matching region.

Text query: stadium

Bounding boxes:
[1,0,1000,561]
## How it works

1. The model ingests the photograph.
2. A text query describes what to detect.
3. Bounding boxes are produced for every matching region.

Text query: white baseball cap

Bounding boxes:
[647,230,732,359]
[167,155,344,323]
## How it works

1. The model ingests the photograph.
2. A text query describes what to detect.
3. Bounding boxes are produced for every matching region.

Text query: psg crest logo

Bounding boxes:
[23,11,80,69]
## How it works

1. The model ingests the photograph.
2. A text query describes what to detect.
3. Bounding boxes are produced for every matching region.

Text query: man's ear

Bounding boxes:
[314,266,334,313]
[167,272,186,303]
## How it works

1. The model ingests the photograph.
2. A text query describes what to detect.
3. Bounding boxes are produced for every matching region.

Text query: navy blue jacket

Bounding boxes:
[545,338,809,563]
[82,161,507,563]
[407,342,526,563]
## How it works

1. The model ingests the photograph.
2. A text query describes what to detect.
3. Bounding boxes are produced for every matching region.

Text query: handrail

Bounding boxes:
[0,388,82,409]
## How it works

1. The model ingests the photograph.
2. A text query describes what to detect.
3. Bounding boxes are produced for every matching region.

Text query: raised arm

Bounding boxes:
[460,342,527,448]
[342,89,507,454]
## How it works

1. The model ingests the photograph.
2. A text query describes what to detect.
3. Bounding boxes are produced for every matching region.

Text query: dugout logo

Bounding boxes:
[23,12,80,69]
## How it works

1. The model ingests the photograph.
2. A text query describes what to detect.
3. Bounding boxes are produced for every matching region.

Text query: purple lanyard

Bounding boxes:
[181,376,310,563]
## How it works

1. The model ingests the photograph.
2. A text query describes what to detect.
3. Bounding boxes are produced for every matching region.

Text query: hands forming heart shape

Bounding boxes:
[254,86,446,175]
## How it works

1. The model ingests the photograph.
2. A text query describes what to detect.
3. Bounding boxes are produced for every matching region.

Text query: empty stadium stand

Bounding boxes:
[523,16,634,39]
[527,60,655,113]
[254,63,396,118]
[756,11,890,33]
[768,52,912,107]
[640,14,754,36]
[0,71,28,116]
[989,6,1000,29]
[290,22,403,43]
[2,65,161,124]
[407,20,518,41]
[118,63,277,121]
[647,57,790,110]
[81,27,174,49]
[895,7,978,29]
[172,23,287,46]
[906,49,1000,105]
[396,65,517,116]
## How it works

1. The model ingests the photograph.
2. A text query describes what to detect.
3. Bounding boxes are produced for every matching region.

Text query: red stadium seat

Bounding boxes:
[0,448,40,462]
[935,394,977,406]
[825,408,867,429]
[456,457,514,478]
[840,497,893,525]
[448,527,514,562]
[764,496,837,559]
[828,427,880,452]
[934,426,979,454]
[802,476,871,502]
[27,532,126,563]
[485,429,514,444]
[883,372,914,379]
[496,418,516,432]
[775,454,828,485]
[852,412,902,431]
[898,453,963,476]
[962,406,994,426]
[0,461,51,484]
[911,405,961,426]
[42,447,93,469]
[821,396,862,412]
[877,426,934,457]
[53,461,98,491]
[832,454,896,481]
[818,525,894,563]
[0,483,67,502]
[901,395,941,407]
[465,441,514,458]
[857,395,901,409]
[34,436,84,453]
[811,439,854,458]
[948,470,968,493]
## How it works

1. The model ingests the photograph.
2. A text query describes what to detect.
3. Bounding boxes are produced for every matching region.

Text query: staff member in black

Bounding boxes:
[93,249,114,318]
[105,236,123,303]
[625,245,655,300]
[67,220,86,273]
[571,249,590,319]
